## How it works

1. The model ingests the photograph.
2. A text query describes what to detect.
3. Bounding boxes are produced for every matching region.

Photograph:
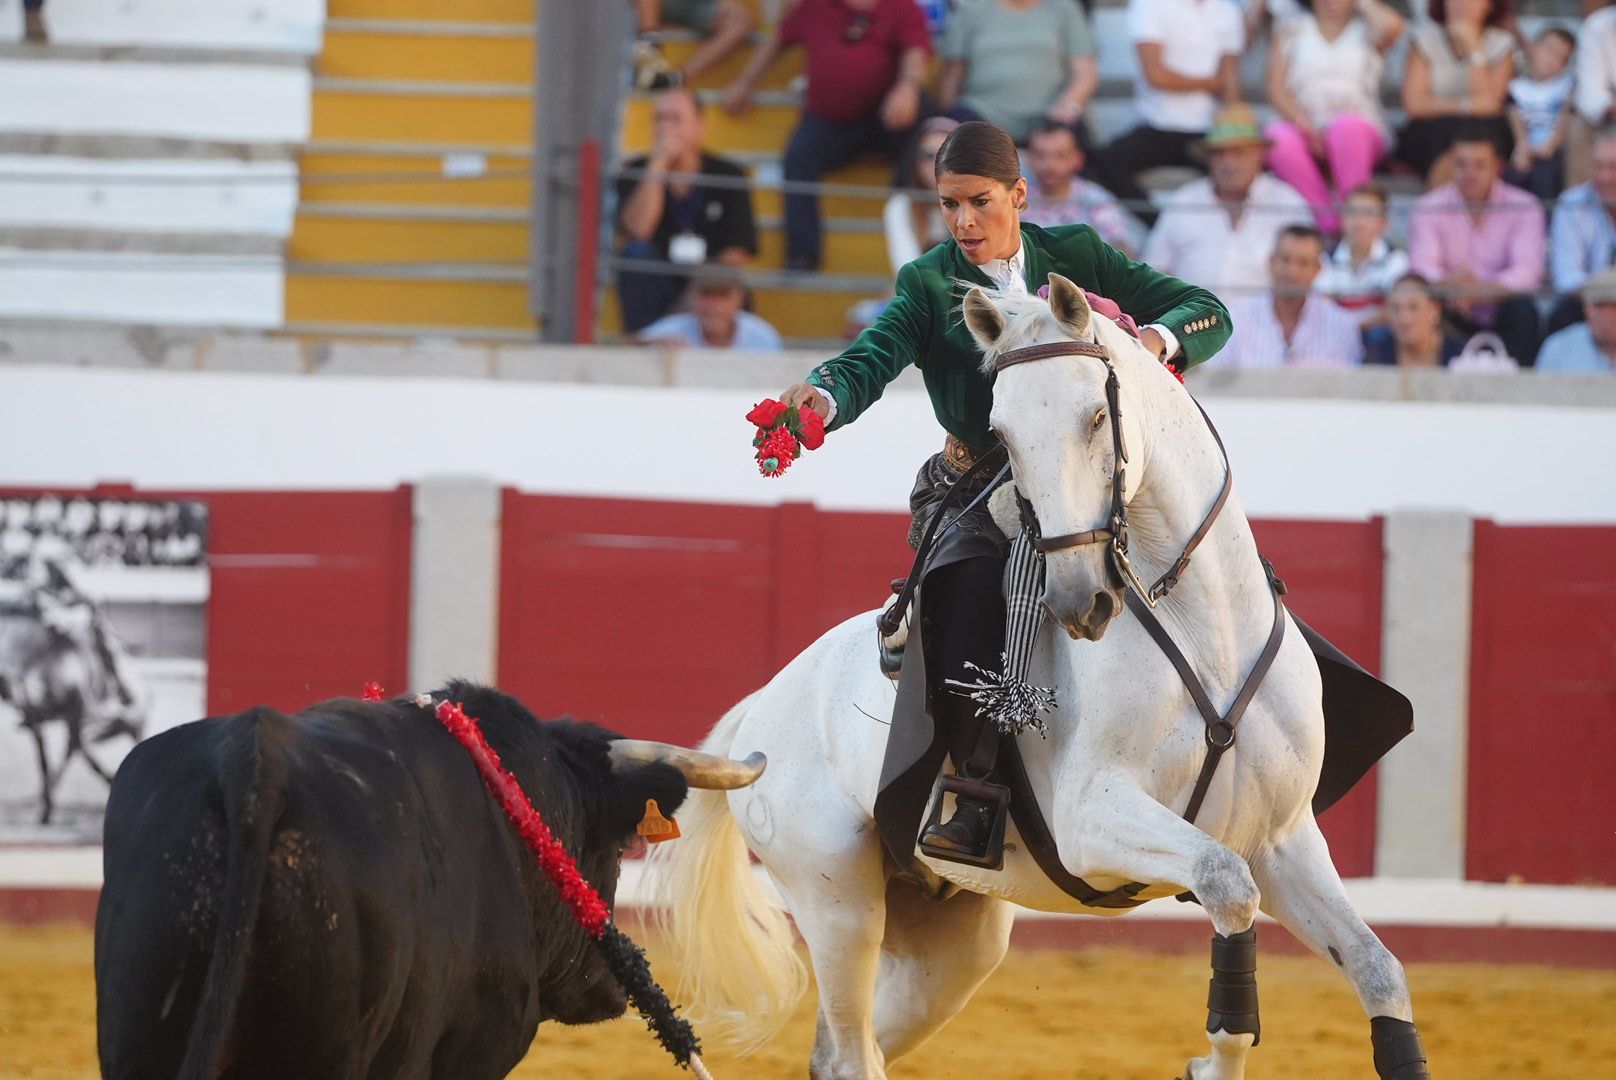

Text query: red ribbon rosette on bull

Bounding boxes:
[746,398,825,477]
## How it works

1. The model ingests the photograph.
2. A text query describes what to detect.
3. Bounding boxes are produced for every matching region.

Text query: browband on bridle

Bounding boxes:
[991,338,1233,609]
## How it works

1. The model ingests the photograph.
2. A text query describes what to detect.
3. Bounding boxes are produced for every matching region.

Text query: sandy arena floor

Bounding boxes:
[6,922,1613,1079]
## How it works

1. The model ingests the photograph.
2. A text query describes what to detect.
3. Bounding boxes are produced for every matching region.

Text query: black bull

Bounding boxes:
[95,684,689,1080]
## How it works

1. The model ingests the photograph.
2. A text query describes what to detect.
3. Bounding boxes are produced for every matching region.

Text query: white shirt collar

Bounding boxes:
[983,240,1027,293]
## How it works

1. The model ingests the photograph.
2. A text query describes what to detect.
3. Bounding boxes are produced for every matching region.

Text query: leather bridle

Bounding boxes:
[991,335,1287,832]
[993,338,1233,610]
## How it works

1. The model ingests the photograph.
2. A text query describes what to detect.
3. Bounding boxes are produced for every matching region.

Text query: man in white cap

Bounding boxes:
[1537,267,1616,371]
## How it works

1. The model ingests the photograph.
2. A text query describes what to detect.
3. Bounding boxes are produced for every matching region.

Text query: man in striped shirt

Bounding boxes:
[1212,224,1365,368]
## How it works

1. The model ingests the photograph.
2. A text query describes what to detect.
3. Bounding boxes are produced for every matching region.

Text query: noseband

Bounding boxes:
[992,338,1232,609]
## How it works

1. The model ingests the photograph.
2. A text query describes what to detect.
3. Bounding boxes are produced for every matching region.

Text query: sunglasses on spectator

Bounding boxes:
[844,14,870,43]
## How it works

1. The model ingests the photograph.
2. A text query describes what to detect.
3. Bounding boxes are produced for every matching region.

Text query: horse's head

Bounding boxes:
[963,273,1158,641]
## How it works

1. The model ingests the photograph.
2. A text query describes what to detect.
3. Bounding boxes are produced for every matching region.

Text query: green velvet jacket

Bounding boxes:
[805,223,1232,451]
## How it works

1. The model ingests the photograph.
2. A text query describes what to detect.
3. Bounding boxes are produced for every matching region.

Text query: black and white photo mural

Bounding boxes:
[0,494,208,842]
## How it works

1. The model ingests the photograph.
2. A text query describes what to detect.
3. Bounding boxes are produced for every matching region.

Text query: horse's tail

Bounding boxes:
[176,707,289,1080]
[644,691,806,1054]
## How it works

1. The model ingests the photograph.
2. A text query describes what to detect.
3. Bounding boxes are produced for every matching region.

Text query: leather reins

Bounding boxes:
[992,337,1287,827]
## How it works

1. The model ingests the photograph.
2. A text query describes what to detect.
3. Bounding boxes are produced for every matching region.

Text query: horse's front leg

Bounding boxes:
[27,719,57,824]
[1065,781,1260,1080]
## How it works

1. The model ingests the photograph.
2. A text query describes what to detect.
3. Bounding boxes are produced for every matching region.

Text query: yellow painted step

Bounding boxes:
[286,273,535,331]
[312,88,532,147]
[599,285,878,341]
[290,214,529,265]
[328,0,533,23]
[319,29,533,84]
[299,151,532,208]
[755,228,889,276]
[621,97,798,154]
[660,38,803,91]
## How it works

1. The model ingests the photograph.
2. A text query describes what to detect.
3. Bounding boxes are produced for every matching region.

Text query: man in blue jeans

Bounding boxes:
[24,0,47,43]
[722,0,932,272]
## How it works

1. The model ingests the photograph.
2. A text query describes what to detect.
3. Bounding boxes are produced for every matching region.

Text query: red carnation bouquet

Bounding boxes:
[746,397,825,477]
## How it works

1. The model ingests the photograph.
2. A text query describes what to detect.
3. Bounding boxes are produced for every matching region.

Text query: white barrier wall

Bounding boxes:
[3,361,1615,525]
[0,157,299,236]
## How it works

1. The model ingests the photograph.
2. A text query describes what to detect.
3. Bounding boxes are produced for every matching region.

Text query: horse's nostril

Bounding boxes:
[1091,590,1118,624]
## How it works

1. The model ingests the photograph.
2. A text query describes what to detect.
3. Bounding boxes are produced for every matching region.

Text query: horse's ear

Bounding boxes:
[1046,273,1091,339]
[962,287,1006,351]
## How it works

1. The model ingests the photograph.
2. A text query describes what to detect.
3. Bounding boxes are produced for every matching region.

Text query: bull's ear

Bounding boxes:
[598,762,689,844]
[962,287,1006,351]
[1046,273,1091,340]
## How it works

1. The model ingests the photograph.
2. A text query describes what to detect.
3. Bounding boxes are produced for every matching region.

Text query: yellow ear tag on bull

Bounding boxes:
[637,799,680,843]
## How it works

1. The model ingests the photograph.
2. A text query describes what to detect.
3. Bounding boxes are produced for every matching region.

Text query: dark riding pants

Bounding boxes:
[920,556,1009,774]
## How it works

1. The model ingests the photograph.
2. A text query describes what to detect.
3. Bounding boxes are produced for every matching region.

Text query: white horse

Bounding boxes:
[648,276,1428,1080]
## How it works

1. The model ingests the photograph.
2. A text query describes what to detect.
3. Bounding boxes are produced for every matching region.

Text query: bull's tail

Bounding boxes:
[644,692,806,1054]
[177,707,290,1080]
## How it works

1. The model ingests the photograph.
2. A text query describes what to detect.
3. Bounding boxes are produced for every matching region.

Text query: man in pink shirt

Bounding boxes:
[1408,122,1547,365]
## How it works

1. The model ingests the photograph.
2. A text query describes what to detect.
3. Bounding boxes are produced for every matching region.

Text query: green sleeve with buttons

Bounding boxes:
[806,223,1231,451]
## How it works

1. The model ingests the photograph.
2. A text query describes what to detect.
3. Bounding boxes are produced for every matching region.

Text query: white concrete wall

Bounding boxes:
[3,362,1615,525]
[0,157,298,236]
[0,0,325,52]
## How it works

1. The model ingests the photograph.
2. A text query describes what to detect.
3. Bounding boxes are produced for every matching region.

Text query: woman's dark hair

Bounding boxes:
[1427,0,1512,29]
[934,120,1023,186]
[1391,273,1442,303]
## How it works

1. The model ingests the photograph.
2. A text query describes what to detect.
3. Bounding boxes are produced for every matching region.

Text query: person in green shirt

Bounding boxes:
[777,121,1232,863]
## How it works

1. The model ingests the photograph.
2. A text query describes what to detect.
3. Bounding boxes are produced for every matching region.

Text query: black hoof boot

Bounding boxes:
[1371,1016,1431,1079]
[919,795,997,857]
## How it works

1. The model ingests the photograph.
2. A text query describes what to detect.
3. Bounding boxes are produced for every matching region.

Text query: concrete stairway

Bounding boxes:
[0,0,314,329]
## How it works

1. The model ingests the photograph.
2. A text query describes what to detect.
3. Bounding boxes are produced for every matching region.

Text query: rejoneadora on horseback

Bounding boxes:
[653,117,1432,1080]
[777,120,1231,864]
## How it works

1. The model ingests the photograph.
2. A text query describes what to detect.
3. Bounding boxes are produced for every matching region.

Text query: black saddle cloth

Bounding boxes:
[873,581,1414,894]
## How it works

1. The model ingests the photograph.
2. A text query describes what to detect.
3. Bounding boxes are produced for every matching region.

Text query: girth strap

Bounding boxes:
[1125,565,1288,825]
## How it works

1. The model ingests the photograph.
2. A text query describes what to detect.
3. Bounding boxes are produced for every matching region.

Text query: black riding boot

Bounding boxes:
[915,555,1010,862]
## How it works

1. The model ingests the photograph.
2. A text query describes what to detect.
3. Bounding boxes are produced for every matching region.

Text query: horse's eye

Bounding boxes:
[1091,409,1106,430]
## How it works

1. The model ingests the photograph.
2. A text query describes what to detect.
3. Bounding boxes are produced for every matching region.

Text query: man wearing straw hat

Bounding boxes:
[1143,105,1313,302]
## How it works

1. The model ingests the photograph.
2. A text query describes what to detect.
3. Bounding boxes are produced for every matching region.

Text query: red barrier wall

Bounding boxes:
[498,494,1383,876]
[1467,522,1616,885]
[1250,519,1385,879]
[195,489,412,715]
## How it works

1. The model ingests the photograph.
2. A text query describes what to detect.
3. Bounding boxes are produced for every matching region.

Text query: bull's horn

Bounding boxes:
[608,739,767,790]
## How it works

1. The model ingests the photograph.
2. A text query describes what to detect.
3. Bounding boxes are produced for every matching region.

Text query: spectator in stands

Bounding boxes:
[615,88,758,333]
[1263,0,1404,234]
[884,117,958,271]
[1092,0,1245,219]
[1316,183,1409,323]
[1022,122,1144,255]
[937,0,1099,145]
[1143,105,1313,299]
[22,0,45,43]
[1548,124,1616,336]
[1569,2,1616,186]
[636,265,783,350]
[1395,0,1516,188]
[724,0,932,272]
[1214,224,1365,366]
[1363,273,1469,365]
[1536,266,1616,371]
[1507,25,1577,199]
[1408,122,1545,365]
[631,0,757,89]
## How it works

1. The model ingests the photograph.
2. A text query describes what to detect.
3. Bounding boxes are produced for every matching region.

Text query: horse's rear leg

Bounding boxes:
[872,880,1014,1065]
[1071,784,1262,1080]
[1251,816,1431,1079]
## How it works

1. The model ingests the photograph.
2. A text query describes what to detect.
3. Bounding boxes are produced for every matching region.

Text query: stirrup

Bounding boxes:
[917,774,1011,871]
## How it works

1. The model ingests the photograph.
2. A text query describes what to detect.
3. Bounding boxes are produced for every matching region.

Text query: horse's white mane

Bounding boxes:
[962,283,1139,375]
